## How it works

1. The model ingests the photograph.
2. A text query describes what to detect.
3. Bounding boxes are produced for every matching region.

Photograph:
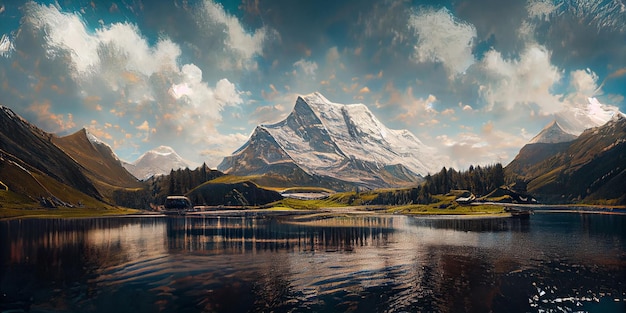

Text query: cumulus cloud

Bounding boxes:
[408,8,476,75]
[25,3,181,79]
[169,65,243,121]
[564,71,623,131]
[198,0,270,70]
[479,44,562,113]
[478,44,621,134]
[19,2,249,166]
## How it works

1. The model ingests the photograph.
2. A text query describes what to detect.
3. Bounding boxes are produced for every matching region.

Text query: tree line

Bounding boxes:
[112,163,223,209]
[345,163,506,206]
[113,163,507,209]
[423,163,505,196]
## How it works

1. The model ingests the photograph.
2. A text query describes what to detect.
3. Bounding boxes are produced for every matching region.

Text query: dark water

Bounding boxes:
[1,213,625,313]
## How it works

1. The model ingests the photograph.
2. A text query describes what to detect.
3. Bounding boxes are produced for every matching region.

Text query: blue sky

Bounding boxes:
[0,0,625,170]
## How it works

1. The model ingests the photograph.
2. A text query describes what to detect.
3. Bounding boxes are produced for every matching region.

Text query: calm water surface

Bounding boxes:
[1,213,624,312]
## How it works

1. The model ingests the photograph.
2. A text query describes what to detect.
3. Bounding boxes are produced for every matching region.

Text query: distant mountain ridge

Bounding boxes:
[506,114,626,204]
[0,104,283,210]
[218,92,441,189]
[123,146,193,180]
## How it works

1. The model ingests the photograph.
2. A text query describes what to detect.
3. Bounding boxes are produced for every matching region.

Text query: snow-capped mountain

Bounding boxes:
[218,92,441,189]
[528,120,577,144]
[123,146,193,180]
[555,98,625,135]
[506,113,626,204]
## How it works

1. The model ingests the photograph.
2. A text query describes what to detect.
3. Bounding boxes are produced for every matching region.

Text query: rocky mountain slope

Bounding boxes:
[0,106,101,199]
[506,114,626,204]
[53,129,142,201]
[218,92,441,190]
[123,146,193,180]
[507,120,577,175]
[0,105,104,206]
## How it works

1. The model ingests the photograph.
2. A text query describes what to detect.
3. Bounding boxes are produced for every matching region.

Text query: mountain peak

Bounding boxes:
[301,92,331,104]
[124,146,192,180]
[81,128,106,146]
[219,93,441,189]
[528,120,577,144]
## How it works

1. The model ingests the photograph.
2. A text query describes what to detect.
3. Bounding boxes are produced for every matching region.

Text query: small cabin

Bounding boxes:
[452,190,476,204]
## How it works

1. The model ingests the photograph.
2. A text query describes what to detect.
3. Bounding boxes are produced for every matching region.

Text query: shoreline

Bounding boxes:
[2,203,626,221]
[479,202,626,215]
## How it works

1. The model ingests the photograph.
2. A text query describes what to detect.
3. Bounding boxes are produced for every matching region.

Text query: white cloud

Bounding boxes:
[569,69,598,96]
[478,44,621,134]
[214,78,243,106]
[479,44,563,113]
[554,69,621,133]
[408,8,476,75]
[26,3,180,78]
[26,3,99,74]
[199,0,269,69]
[169,65,241,121]
[293,59,318,77]
[556,97,622,134]
[22,2,248,165]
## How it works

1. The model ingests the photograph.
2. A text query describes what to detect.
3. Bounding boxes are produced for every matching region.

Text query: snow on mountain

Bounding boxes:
[555,98,624,135]
[269,92,440,176]
[123,146,193,180]
[528,120,577,144]
[219,92,441,188]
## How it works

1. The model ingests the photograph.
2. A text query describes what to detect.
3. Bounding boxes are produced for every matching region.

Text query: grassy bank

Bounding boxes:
[268,194,506,216]
[0,190,138,219]
[0,206,140,220]
[388,195,505,215]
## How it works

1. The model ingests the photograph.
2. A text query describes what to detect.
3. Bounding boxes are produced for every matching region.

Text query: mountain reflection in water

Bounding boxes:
[0,213,624,313]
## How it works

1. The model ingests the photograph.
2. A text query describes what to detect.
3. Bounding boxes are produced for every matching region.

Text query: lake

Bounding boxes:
[1,212,625,312]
